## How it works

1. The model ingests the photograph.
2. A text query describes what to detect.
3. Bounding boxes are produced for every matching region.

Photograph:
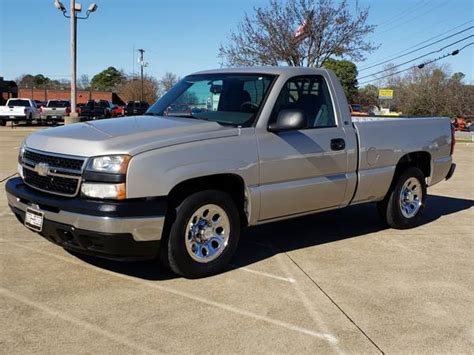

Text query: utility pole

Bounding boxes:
[138,49,147,101]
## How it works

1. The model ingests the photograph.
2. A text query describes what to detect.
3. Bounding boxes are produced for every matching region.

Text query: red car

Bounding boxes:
[111,105,124,117]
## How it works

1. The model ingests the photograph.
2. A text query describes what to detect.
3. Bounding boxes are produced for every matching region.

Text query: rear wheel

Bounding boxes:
[0,119,6,126]
[377,167,427,229]
[164,190,240,278]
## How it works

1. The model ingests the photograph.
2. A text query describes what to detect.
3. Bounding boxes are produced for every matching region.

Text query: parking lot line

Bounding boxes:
[230,264,296,283]
[2,239,339,344]
[0,286,157,354]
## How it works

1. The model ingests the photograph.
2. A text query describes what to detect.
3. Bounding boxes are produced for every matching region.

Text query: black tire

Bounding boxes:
[377,167,427,229]
[0,119,6,126]
[164,190,240,278]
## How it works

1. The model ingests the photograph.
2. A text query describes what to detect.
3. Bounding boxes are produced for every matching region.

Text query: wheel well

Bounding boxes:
[386,151,431,196]
[167,174,248,227]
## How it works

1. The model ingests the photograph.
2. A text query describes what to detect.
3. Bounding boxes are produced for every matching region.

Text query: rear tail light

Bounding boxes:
[450,123,456,155]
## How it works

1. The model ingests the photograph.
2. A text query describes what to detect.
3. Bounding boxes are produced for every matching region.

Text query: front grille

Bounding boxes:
[21,149,85,197]
[23,168,80,196]
[24,150,84,171]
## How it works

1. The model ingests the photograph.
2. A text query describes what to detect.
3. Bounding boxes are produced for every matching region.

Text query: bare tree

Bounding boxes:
[218,0,377,67]
[159,72,180,96]
[78,74,91,90]
[119,74,160,103]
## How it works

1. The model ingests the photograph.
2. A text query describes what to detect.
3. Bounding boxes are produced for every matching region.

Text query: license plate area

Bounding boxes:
[25,207,44,232]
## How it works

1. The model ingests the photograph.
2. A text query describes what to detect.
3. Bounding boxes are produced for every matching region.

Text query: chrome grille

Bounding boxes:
[21,149,85,197]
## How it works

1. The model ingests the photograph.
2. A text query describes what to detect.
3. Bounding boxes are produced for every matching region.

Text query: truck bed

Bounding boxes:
[351,116,453,204]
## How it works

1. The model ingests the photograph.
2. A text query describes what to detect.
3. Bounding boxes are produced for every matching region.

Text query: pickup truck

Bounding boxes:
[39,100,71,123]
[5,67,456,278]
[124,101,149,116]
[79,100,113,120]
[0,98,40,126]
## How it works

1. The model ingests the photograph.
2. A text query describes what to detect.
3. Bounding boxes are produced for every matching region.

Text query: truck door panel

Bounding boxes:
[257,75,349,220]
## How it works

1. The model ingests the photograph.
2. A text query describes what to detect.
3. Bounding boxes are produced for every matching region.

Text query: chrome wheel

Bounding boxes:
[399,177,423,218]
[185,204,230,263]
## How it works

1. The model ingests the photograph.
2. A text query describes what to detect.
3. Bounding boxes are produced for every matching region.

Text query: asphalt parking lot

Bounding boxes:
[0,126,472,353]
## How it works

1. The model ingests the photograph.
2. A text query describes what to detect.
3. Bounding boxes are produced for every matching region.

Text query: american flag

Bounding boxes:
[294,19,308,41]
[294,11,313,42]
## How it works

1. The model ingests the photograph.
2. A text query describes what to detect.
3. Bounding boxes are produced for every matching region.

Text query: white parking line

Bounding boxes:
[0,287,157,354]
[3,239,338,345]
[230,264,296,283]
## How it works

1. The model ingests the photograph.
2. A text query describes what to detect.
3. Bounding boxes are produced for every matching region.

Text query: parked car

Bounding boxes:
[5,67,456,278]
[79,100,114,120]
[0,98,40,126]
[111,104,124,117]
[164,104,192,117]
[124,101,149,116]
[39,100,70,123]
[35,100,46,108]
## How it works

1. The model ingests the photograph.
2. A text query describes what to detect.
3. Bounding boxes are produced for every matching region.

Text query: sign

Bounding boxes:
[378,89,393,99]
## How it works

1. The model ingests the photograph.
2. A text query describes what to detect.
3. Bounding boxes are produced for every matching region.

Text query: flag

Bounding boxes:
[294,11,313,42]
[294,19,308,41]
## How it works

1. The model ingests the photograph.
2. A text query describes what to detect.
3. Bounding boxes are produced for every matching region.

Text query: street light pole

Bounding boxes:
[70,0,77,118]
[138,49,146,102]
[54,0,97,124]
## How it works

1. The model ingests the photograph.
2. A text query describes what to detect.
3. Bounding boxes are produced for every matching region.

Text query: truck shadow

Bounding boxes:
[233,194,474,268]
[68,194,473,281]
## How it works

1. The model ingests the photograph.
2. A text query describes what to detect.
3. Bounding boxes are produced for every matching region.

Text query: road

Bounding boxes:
[0,126,472,353]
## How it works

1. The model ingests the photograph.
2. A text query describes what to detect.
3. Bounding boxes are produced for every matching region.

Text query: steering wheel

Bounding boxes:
[240,101,259,113]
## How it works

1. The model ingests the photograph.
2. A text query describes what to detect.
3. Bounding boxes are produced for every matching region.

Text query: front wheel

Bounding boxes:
[377,167,427,229]
[164,190,240,278]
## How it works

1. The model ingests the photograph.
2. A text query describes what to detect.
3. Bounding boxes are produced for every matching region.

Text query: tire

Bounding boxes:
[0,119,6,126]
[164,190,241,278]
[377,167,427,229]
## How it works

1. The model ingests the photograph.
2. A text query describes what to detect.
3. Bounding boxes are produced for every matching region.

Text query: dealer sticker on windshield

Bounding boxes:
[25,207,44,232]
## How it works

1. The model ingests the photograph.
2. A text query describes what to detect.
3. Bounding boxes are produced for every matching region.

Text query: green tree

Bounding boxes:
[90,67,125,91]
[323,59,358,102]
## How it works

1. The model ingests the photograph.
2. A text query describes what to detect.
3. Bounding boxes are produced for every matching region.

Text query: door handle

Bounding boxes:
[330,138,345,151]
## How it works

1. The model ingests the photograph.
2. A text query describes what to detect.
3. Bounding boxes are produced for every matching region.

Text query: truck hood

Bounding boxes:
[25,116,240,157]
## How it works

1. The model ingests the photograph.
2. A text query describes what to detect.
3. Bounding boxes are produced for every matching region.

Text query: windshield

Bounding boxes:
[146,73,276,126]
[47,101,69,108]
[8,99,30,107]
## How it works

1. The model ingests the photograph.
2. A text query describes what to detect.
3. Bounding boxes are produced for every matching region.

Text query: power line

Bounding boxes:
[358,35,473,80]
[359,25,473,72]
[369,1,449,40]
[374,0,429,30]
[358,43,473,86]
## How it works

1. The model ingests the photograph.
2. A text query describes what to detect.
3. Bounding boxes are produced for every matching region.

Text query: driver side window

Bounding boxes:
[271,75,336,129]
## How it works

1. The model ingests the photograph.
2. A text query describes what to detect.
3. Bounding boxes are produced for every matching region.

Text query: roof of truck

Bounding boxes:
[192,67,330,76]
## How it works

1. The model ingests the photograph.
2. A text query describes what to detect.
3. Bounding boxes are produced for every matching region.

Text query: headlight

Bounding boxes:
[87,155,131,174]
[81,182,126,200]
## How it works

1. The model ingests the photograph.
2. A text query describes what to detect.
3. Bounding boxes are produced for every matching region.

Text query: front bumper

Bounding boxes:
[6,177,167,260]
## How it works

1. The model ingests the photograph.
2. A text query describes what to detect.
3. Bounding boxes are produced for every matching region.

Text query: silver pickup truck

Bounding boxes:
[5,67,455,278]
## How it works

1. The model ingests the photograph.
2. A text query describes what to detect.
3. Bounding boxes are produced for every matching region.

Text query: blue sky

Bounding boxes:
[1,0,473,84]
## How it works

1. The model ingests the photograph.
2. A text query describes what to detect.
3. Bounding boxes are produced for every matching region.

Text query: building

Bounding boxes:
[17,88,125,105]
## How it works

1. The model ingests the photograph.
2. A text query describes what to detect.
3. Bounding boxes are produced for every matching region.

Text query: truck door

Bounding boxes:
[257,74,350,221]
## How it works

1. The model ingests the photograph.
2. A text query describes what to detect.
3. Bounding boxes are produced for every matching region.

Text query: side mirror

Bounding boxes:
[268,109,307,132]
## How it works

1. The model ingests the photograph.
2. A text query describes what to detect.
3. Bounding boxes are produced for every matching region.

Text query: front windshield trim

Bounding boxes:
[146,73,278,127]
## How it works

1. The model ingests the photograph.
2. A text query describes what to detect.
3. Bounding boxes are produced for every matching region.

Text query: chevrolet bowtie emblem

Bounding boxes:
[34,163,50,177]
